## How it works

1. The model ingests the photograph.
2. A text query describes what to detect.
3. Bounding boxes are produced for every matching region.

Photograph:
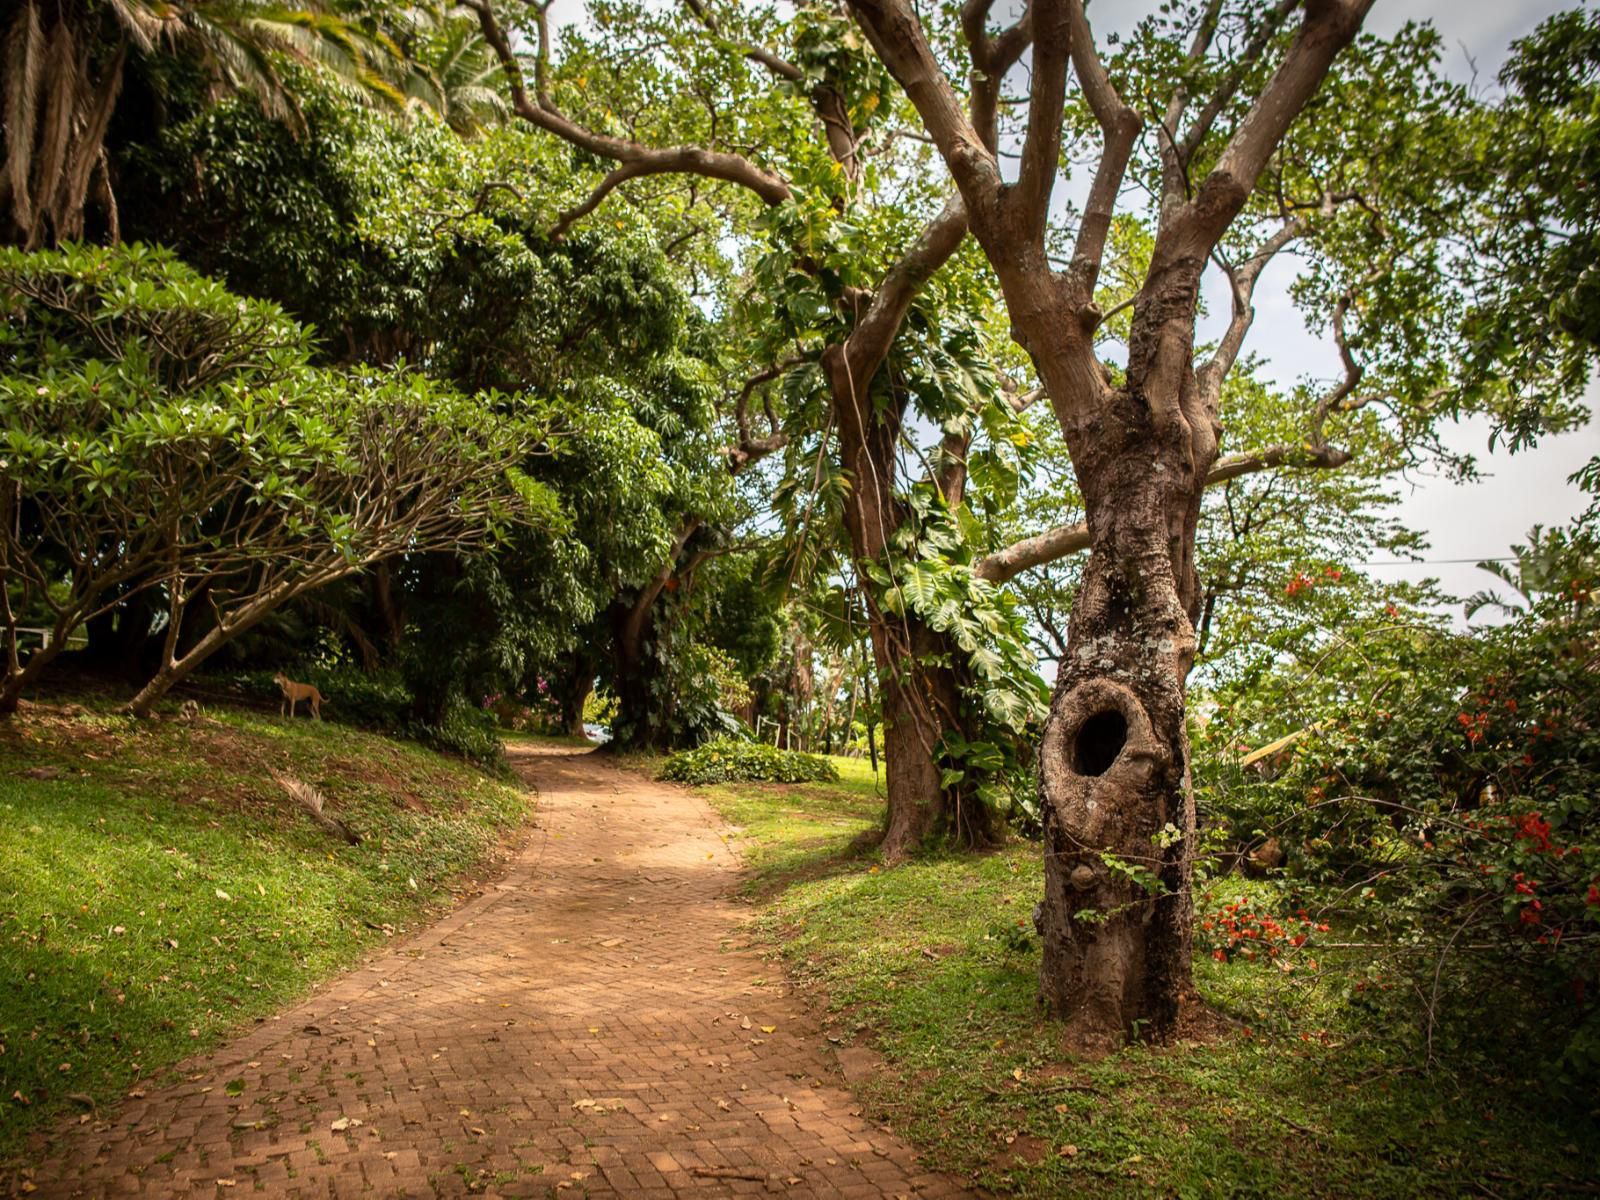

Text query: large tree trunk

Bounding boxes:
[1030,313,1216,1050]
[869,607,997,858]
[556,660,593,737]
[827,353,997,859]
[0,648,56,715]
[606,596,664,750]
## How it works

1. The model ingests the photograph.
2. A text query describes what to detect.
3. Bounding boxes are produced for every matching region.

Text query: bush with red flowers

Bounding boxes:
[1195,524,1600,1081]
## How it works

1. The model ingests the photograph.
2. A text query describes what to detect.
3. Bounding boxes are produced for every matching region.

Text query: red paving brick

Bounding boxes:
[21,746,974,1198]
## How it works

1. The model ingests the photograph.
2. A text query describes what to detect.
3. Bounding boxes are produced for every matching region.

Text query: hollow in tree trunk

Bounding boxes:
[1031,353,1215,1051]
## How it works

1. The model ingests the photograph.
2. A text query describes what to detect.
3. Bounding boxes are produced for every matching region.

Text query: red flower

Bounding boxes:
[1586,884,1599,907]
[1515,813,1554,854]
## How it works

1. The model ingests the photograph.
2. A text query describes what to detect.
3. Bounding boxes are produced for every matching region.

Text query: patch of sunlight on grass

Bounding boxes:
[707,773,1600,1198]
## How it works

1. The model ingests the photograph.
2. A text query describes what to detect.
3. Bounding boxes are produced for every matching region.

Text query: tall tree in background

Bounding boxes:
[468,0,1045,850]
[1461,5,1600,451]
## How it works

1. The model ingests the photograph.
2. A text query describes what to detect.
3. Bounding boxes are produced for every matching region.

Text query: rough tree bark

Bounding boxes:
[848,0,1374,1045]
[556,660,594,737]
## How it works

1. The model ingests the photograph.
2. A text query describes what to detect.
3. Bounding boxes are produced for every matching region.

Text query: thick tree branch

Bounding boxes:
[1176,0,1374,253]
[842,194,969,383]
[1165,0,1299,206]
[1066,0,1143,299]
[1009,0,1070,240]
[847,0,1002,216]
[963,0,1033,150]
[973,435,1359,583]
[467,0,792,223]
[974,520,1092,582]
[1196,214,1307,398]
[1157,0,1225,205]
[624,519,704,648]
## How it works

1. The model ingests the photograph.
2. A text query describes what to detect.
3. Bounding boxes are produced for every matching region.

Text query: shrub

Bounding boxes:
[1195,525,1600,1081]
[659,736,839,787]
[407,698,507,773]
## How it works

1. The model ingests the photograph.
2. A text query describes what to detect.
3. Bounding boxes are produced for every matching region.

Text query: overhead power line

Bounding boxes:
[1359,556,1517,566]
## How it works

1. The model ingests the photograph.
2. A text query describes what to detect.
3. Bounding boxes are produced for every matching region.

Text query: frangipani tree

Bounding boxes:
[0,242,552,715]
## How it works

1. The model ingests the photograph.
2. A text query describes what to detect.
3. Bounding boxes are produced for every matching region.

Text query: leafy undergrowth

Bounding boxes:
[702,769,1600,1198]
[0,697,530,1158]
[660,736,839,786]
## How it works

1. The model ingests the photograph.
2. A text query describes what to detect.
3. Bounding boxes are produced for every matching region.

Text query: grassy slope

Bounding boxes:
[0,700,530,1157]
[698,757,1599,1199]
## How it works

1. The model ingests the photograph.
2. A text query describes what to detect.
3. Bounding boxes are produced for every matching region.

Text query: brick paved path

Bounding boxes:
[25,746,971,1199]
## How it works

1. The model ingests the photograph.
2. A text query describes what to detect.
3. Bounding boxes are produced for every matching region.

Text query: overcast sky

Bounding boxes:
[1219,0,1597,610]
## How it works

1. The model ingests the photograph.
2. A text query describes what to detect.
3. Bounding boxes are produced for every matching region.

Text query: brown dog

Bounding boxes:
[273,672,324,720]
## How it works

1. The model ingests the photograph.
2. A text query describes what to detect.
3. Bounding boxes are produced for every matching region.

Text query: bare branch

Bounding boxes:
[1196,213,1308,398]
[974,521,1092,582]
[723,356,811,472]
[548,161,648,237]
[1066,0,1143,299]
[467,0,792,218]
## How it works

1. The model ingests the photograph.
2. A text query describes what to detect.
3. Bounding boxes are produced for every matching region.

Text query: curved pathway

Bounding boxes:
[26,746,970,1199]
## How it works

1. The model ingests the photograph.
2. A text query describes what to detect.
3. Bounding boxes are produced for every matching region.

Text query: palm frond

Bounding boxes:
[3,1,45,235]
[101,0,174,54]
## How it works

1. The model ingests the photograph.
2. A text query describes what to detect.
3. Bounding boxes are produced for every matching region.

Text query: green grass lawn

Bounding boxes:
[0,698,531,1158]
[701,759,1600,1198]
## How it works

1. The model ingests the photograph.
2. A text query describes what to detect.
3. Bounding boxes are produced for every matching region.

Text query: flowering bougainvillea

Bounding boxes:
[1196,525,1600,1081]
